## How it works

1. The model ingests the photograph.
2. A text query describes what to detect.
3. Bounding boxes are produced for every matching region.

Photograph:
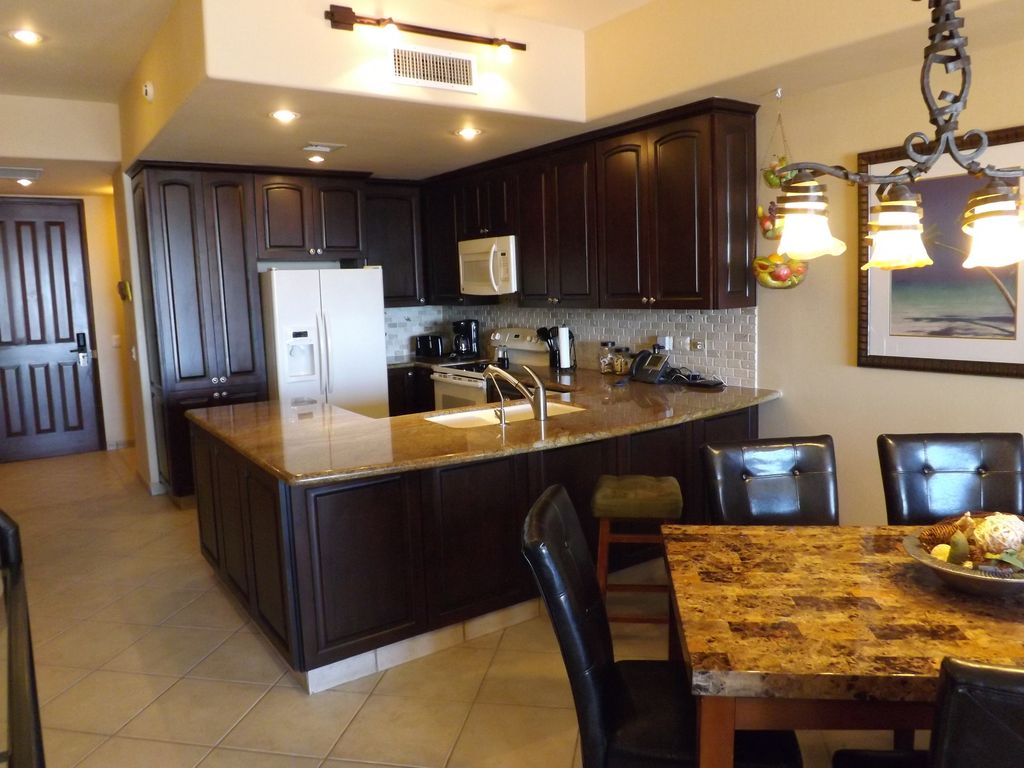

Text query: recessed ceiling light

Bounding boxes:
[16,178,33,187]
[302,142,346,153]
[270,109,301,124]
[308,155,326,164]
[8,29,44,45]
[453,127,483,141]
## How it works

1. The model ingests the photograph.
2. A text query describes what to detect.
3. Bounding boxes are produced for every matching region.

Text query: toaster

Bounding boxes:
[415,334,444,358]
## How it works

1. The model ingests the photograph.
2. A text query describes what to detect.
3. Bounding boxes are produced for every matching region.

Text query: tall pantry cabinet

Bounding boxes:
[131,167,267,497]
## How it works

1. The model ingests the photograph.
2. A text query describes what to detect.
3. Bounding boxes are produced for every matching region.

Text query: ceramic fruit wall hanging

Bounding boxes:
[752,253,808,289]
[757,202,783,240]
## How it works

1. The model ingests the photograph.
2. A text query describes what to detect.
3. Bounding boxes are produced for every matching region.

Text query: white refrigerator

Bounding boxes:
[261,267,390,417]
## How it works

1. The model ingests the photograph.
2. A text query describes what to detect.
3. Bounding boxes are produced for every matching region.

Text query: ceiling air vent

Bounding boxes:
[392,45,476,93]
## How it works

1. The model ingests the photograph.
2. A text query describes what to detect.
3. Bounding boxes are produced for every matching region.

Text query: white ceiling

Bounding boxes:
[448,0,654,30]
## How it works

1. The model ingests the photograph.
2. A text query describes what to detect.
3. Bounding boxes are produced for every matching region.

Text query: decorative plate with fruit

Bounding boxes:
[903,512,1024,596]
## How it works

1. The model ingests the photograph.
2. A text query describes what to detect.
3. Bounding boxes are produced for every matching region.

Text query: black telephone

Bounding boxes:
[629,350,671,384]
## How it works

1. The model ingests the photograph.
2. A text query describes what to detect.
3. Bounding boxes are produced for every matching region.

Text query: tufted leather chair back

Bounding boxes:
[522,485,616,768]
[877,433,1024,525]
[702,435,839,525]
[930,657,1024,768]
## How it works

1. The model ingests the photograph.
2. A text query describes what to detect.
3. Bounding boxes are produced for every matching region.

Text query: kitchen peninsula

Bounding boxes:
[186,369,779,690]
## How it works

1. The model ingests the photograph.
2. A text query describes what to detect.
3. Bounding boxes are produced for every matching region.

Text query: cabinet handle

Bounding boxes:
[641,297,649,304]
[213,392,221,399]
[308,248,316,255]
[649,297,656,305]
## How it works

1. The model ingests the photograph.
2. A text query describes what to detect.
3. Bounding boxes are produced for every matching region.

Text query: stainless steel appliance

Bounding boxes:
[451,319,480,357]
[415,334,444,358]
[431,327,549,409]
[261,267,389,417]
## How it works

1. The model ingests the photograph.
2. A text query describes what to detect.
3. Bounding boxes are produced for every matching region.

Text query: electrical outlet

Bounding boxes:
[657,335,673,351]
[689,336,706,352]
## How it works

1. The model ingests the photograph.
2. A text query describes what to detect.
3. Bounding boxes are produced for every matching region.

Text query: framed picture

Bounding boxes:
[857,125,1024,377]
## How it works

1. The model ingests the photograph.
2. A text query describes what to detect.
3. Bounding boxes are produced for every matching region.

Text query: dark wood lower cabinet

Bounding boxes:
[388,366,436,416]
[423,457,530,626]
[191,406,756,672]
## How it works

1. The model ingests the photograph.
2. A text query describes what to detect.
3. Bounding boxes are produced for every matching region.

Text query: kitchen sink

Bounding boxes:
[425,401,585,429]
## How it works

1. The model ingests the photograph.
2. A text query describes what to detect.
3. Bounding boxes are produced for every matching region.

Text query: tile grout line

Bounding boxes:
[440,629,505,768]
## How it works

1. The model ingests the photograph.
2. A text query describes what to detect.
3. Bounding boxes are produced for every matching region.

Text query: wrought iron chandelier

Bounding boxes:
[775,0,1024,270]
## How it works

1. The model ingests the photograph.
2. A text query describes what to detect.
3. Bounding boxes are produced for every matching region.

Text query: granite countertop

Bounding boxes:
[663,524,1024,702]
[186,368,779,487]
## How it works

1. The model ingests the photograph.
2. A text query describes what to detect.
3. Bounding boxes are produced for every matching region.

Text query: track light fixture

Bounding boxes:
[323,5,526,52]
[777,0,1024,270]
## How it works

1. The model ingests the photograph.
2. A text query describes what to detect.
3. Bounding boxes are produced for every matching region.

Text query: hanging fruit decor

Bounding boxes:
[757,88,795,241]
[757,202,783,240]
[752,253,808,289]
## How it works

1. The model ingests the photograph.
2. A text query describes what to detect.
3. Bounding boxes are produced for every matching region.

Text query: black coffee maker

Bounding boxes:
[451,319,480,357]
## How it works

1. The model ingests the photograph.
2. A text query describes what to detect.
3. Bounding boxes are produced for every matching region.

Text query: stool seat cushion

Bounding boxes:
[592,475,683,519]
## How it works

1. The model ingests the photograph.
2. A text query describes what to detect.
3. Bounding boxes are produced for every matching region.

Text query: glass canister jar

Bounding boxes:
[613,347,632,375]
[598,341,616,374]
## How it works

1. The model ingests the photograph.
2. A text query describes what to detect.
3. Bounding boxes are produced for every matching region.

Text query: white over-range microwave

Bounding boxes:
[458,235,518,295]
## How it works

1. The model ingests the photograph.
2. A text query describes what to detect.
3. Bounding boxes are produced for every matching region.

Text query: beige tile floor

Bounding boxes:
[0,449,912,767]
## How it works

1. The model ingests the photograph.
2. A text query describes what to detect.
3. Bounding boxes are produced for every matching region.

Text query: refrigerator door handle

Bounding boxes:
[314,313,326,394]
[323,311,333,394]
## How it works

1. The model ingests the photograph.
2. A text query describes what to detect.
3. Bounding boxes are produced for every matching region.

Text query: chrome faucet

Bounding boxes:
[484,364,547,422]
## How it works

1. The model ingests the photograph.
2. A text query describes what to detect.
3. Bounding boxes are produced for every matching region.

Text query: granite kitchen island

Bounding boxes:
[186,369,779,690]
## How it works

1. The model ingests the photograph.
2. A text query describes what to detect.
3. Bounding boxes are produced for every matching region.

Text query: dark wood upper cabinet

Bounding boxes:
[517,146,598,308]
[422,183,465,305]
[255,174,364,261]
[596,108,756,309]
[364,185,425,306]
[457,169,517,240]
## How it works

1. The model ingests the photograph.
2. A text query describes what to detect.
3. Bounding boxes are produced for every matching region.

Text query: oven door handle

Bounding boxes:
[430,373,487,388]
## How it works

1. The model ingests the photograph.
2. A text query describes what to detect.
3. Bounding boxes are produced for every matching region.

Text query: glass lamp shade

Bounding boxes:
[775,171,847,260]
[961,181,1024,269]
[863,185,932,269]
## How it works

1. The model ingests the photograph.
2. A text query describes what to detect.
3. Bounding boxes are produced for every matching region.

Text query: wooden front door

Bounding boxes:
[0,199,103,461]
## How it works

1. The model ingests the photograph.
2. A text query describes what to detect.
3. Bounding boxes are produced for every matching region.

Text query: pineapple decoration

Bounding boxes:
[753,88,808,290]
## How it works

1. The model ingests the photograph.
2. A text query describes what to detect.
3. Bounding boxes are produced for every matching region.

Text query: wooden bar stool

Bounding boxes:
[591,474,683,624]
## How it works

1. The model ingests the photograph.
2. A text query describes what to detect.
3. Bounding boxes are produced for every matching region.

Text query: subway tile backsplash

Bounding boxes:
[381,302,756,386]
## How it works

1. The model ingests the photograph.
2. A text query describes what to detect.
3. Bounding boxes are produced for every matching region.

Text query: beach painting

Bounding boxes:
[890,173,1017,339]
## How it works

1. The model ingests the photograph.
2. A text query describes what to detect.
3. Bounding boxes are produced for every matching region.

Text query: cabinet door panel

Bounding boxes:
[552,146,597,306]
[714,112,757,307]
[387,367,415,416]
[213,445,251,601]
[423,185,464,305]
[191,428,220,565]
[649,120,709,308]
[301,476,425,664]
[597,134,648,308]
[515,162,551,305]
[487,171,517,235]
[365,187,423,306]
[260,181,309,252]
[248,471,293,655]
[424,457,528,625]
[318,184,363,253]
[203,173,265,384]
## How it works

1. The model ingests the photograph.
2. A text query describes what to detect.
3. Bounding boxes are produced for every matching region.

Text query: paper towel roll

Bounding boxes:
[558,326,572,369]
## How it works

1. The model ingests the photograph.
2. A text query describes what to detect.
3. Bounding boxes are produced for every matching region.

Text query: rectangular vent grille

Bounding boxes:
[392,46,476,93]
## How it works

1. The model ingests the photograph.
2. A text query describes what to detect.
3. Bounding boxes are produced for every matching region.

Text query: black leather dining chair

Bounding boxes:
[877,433,1024,525]
[702,435,839,526]
[521,484,804,768]
[833,656,1024,768]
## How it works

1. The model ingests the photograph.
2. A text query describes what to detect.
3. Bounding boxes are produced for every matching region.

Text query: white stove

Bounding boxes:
[430,327,551,409]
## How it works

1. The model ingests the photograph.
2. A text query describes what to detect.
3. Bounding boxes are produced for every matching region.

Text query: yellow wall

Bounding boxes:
[756,39,1024,525]
[118,0,207,164]
[81,196,134,448]
[0,95,120,161]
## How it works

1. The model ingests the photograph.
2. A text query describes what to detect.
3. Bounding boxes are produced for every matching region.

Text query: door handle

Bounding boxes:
[68,332,87,354]
[323,311,333,394]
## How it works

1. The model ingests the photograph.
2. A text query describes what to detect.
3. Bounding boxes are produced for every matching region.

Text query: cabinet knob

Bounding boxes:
[641,297,649,304]
[552,297,560,304]
[649,297,656,305]
[480,228,489,235]
[213,392,221,399]
[211,377,218,384]
[316,248,324,255]
[219,376,227,383]
[419,298,426,304]
[222,391,228,397]
[308,248,316,255]
[407,370,414,377]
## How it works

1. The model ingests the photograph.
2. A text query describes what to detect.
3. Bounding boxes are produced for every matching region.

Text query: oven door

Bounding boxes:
[430,373,489,410]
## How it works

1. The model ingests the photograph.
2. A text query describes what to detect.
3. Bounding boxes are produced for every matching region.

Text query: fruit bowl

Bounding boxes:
[904,513,1024,597]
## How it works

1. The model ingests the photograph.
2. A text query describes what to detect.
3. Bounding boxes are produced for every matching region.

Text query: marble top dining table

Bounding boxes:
[662,524,1024,768]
